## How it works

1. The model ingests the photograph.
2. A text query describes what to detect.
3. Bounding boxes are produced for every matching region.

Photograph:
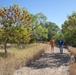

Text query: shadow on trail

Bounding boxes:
[27,52,70,69]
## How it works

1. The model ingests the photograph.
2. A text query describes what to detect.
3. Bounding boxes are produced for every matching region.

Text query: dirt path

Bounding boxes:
[14,46,70,75]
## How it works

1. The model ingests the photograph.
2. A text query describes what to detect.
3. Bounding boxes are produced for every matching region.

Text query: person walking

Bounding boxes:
[50,38,55,54]
[58,38,63,54]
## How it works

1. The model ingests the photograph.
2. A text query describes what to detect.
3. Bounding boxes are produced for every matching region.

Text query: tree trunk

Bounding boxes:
[4,43,7,54]
[4,38,8,54]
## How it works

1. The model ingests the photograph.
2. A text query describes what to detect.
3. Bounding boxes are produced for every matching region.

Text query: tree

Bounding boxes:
[44,21,60,41]
[62,11,76,46]
[36,12,47,24]
[33,25,48,42]
[31,12,47,30]
[30,12,47,42]
[0,4,32,53]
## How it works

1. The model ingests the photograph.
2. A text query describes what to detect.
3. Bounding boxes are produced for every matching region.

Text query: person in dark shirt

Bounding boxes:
[58,38,63,54]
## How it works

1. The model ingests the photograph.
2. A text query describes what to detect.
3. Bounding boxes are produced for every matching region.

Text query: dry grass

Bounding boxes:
[68,46,76,75]
[68,46,76,54]
[69,63,76,75]
[0,43,49,75]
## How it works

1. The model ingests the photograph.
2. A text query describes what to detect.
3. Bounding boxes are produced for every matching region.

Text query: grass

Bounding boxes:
[0,43,49,75]
[68,46,76,75]
[68,46,76,54]
[69,63,76,75]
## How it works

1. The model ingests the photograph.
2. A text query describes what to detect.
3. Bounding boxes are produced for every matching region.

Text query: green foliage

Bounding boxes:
[33,25,48,41]
[36,12,47,24]
[44,22,60,41]
[31,12,47,30]
[54,30,64,45]
[62,11,76,47]
[31,12,60,42]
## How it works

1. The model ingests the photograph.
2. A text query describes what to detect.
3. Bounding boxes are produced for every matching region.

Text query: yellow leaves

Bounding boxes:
[0,9,4,17]
[0,4,33,45]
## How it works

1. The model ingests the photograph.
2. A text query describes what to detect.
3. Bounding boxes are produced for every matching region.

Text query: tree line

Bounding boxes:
[61,11,76,47]
[0,4,59,53]
[0,4,76,54]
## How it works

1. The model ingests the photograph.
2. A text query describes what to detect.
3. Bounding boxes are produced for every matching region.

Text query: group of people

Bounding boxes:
[50,37,63,54]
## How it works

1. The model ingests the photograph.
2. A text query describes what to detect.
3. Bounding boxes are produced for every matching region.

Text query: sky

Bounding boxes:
[0,0,76,28]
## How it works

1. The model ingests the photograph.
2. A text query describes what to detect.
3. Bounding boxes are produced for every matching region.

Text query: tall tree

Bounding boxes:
[45,21,60,41]
[0,4,32,53]
[30,12,47,42]
[62,11,76,46]
[31,12,47,30]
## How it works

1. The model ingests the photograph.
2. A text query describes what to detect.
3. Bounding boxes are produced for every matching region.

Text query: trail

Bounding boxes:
[14,46,70,75]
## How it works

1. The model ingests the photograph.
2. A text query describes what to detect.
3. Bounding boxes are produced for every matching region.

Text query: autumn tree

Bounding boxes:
[0,4,32,53]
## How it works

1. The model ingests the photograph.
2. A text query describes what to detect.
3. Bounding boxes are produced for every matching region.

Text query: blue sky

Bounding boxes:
[0,0,76,28]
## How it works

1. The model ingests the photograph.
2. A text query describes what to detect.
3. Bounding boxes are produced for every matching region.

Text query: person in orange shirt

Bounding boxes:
[50,38,55,54]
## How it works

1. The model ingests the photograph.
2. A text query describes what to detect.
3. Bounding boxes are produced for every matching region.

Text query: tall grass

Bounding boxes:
[68,46,76,54]
[68,46,76,75]
[0,43,49,75]
[69,63,76,75]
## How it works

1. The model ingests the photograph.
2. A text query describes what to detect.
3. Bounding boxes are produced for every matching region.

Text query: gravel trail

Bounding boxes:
[14,46,70,75]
